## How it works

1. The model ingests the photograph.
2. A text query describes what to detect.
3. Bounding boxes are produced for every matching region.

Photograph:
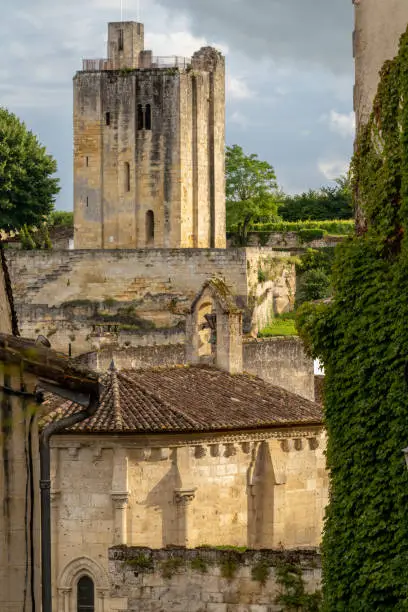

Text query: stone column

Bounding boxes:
[174,488,197,547]
[58,587,71,612]
[111,447,130,545]
[174,446,197,546]
[111,492,129,545]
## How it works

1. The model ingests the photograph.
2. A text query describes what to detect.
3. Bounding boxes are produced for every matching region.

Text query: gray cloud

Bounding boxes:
[0,0,354,209]
[154,0,354,74]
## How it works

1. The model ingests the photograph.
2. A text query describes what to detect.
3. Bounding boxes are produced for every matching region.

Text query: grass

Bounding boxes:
[258,312,298,337]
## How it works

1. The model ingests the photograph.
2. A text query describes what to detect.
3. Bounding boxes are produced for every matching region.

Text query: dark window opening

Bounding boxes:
[146,210,154,244]
[77,575,94,612]
[85,156,89,167]
[145,104,151,130]
[125,162,130,192]
[105,112,111,126]
[86,196,89,207]
[118,29,124,51]
[137,104,144,130]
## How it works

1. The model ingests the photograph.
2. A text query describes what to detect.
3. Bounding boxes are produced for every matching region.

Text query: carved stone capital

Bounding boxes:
[174,487,197,505]
[111,491,130,509]
[58,587,72,595]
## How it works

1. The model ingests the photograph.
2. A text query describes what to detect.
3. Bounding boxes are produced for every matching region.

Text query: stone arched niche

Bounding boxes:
[57,555,110,612]
[186,278,242,374]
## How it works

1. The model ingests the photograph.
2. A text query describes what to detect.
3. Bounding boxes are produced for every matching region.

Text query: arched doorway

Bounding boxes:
[77,575,94,612]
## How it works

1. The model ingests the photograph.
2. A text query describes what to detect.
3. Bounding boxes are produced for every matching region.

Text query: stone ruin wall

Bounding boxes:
[6,248,295,356]
[108,547,321,612]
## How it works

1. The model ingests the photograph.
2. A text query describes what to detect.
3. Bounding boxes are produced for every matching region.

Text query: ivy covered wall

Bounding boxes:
[297,27,408,610]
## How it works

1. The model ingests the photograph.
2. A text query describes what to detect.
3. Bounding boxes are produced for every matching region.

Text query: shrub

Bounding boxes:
[48,211,73,227]
[251,560,270,585]
[296,269,331,305]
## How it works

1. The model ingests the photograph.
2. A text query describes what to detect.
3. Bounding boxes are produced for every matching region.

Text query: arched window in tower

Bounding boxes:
[137,104,144,131]
[77,575,94,612]
[146,210,154,244]
[124,162,130,192]
[145,104,152,130]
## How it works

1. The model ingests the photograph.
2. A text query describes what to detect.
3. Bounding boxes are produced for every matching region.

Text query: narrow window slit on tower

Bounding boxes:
[85,156,89,167]
[146,210,154,244]
[125,162,130,192]
[145,104,152,130]
[105,112,111,126]
[86,196,89,207]
[137,105,144,130]
[118,29,124,51]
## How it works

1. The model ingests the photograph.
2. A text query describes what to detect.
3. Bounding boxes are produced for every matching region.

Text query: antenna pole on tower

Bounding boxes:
[120,0,123,22]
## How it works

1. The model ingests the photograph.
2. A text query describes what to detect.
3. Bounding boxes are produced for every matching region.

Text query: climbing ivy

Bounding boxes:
[296,27,408,611]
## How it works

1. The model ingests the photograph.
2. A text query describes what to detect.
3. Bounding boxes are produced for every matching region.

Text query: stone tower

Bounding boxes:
[73,22,226,249]
[353,0,408,130]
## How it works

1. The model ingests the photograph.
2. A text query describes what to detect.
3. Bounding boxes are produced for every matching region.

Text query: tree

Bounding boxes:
[0,107,60,230]
[279,174,353,221]
[226,145,281,245]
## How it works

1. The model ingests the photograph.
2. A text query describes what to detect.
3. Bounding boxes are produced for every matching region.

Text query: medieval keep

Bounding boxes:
[73,22,226,249]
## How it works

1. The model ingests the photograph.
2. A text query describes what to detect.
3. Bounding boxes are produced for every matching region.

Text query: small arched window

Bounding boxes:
[77,575,94,612]
[145,104,152,130]
[124,162,130,192]
[137,104,144,131]
[146,210,154,244]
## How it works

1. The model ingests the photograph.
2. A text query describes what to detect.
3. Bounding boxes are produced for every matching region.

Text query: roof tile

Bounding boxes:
[41,365,322,434]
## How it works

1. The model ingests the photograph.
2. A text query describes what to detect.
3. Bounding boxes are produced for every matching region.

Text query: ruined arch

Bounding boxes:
[186,278,242,373]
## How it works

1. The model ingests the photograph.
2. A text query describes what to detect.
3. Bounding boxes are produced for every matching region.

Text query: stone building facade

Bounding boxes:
[74,21,225,249]
[43,365,326,612]
[41,282,327,611]
[353,0,408,129]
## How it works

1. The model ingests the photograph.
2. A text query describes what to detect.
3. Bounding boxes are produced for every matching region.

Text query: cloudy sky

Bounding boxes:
[0,0,354,210]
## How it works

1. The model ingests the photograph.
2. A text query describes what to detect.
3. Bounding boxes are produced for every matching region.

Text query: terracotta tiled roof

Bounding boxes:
[41,364,322,434]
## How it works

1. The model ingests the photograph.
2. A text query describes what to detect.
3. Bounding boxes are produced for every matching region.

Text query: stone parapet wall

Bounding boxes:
[6,248,295,355]
[243,337,314,401]
[227,232,345,250]
[108,546,321,612]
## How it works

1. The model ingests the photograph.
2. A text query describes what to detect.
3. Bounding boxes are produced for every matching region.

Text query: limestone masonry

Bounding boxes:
[353,0,408,129]
[74,21,226,249]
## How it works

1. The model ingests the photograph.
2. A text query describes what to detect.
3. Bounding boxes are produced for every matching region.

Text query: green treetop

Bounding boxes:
[0,107,60,231]
[226,144,281,244]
